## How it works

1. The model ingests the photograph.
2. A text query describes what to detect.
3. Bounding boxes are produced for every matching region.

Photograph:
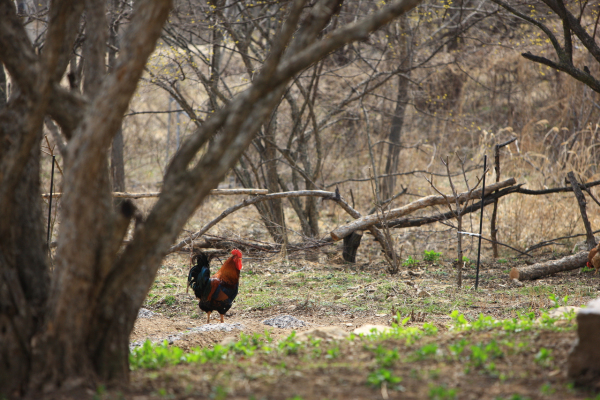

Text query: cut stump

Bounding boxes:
[568,298,600,385]
[508,251,588,281]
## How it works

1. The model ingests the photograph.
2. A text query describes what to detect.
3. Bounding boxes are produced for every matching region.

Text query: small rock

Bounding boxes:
[220,336,238,346]
[345,323,353,327]
[137,308,156,319]
[548,306,580,319]
[375,313,387,317]
[365,287,376,293]
[417,289,431,297]
[263,315,306,329]
[353,324,392,336]
[296,326,348,341]
[189,323,244,333]
[511,278,523,287]
[334,295,341,300]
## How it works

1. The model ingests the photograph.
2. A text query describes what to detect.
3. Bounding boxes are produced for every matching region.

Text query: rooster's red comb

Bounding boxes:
[231,249,242,258]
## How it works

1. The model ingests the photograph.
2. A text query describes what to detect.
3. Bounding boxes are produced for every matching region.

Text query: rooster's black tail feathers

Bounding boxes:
[188,252,210,299]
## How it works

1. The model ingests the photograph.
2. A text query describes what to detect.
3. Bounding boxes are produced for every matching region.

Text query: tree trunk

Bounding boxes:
[0,0,424,395]
[111,128,126,192]
[264,111,287,243]
[381,16,410,200]
[343,230,363,263]
[0,137,48,397]
[109,0,126,192]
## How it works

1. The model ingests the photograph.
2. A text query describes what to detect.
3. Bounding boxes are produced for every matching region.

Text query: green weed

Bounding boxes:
[423,250,443,262]
[534,348,553,367]
[366,368,402,388]
[429,384,458,400]
[402,256,419,267]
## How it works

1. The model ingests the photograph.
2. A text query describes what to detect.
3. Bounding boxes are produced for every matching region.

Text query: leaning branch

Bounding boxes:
[169,190,349,253]
[330,177,516,241]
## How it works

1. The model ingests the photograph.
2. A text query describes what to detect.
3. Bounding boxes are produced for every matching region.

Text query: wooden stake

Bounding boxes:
[475,155,487,290]
[490,138,516,258]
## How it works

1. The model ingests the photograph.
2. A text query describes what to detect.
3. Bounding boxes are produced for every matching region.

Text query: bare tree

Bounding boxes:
[0,0,422,396]
[427,155,484,287]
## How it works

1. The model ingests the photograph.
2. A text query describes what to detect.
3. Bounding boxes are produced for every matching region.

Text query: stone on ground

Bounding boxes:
[137,308,156,319]
[296,326,348,341]
[189,323,244,333]
[262,315,306,329]
[353,324,392,336]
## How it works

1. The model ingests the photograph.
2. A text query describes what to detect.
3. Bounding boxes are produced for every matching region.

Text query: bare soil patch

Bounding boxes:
[104,251,600,400]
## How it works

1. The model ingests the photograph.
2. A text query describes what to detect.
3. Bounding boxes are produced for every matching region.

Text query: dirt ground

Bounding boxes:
[115,250,600,400]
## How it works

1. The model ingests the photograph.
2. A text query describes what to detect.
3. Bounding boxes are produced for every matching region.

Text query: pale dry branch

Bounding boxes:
[330,178,516,241]
[41,188,269,199]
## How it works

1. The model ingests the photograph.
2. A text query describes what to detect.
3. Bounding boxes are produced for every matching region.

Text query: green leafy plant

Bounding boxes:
[402,256,419,267]
[429,384,458,400]
[367,368,402,388]
[534,348,553,367]
[374,345,400,367]
[448,339,469,359]
[326,346,340,359]
[540,383,555,396]
[278,332,303,355]
[413,343,439,361]
[423,250,442,262]
[163,295,176,306]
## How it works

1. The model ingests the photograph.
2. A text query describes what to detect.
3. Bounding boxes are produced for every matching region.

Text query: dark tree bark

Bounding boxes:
[109,0,126,192]
[343,230,363,263]
[0,64,6,107]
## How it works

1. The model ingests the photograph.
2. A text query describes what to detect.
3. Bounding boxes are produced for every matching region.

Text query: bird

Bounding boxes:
[188,249,243,323]
[587,243,600,274]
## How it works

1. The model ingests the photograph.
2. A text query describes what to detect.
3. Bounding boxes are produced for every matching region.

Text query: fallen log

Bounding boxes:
[508,251,588,281]
[330,177,516,241]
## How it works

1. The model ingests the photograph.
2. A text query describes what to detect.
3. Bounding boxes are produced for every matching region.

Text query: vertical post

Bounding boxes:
[47,155,56,250]
[475,155,487,290]
[491,144,500,258]
[490,137,516,258]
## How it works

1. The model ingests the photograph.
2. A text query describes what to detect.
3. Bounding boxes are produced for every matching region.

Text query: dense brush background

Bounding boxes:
[41,0,600,264]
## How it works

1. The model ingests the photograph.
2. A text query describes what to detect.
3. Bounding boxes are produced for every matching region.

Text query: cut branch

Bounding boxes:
[508,251,588,281]
[330,178,516,241]
[41,188,269,199]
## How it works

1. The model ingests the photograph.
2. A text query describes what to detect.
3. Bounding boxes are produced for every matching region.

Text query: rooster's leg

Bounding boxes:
[206,311,211,324]
[595,268,599,275]
[220,314,224,323]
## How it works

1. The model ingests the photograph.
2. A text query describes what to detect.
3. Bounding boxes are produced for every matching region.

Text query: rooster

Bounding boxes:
[188,249,243,323]
[588,243,600,274]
